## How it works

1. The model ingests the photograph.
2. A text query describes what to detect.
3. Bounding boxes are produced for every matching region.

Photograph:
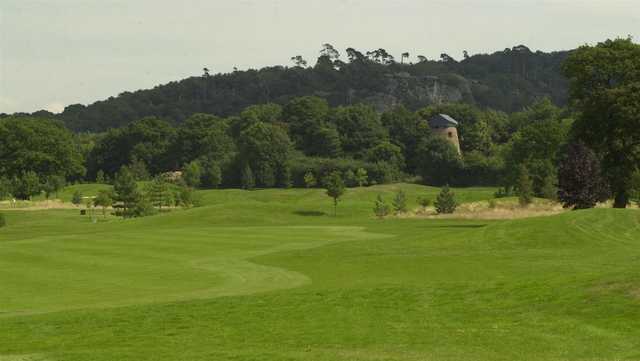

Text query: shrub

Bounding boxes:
[435,185,457,214]
[71,190,83,206]
[417,196,431,210]
[373,194,390,218]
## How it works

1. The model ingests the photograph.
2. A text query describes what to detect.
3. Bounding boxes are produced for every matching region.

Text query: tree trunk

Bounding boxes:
[613,191,629,208]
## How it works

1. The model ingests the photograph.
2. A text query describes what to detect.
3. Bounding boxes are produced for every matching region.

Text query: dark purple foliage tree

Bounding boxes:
[557,142,610,209]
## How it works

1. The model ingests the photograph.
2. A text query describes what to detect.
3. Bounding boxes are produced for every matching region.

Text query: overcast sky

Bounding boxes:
[1,0,638,114]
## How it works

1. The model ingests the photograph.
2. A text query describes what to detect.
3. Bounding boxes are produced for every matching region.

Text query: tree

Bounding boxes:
[237,121,292,188]
[93,190,113,217]
[290,55,308,68]
[324,171,345,216]
[0,117,85,182]
[367,141,405,174]
[435,185,457,214]
[146,176,174,211]
[562,38,640,208]
[355,168,368,187]
[71,190,83,207]
[202,161,222,189]
[176,185,199,208]
[373,194,390,218]
[328,104,388,157]
[304,171,317,188]
[183,161,202,188]
[96,170,106,184]
[112,166,141,217]
[12,171,41,200]
[557,142,610,209]
[540,174,558,201]
[42,175,65,199]
[416,137,463,186]
[392,190,407,214]
[241,164,255,190]
[517,165,534,207]
[0,177,11,200]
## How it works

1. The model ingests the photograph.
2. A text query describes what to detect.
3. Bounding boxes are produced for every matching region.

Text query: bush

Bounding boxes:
[435,185,457,214]
[417,196,431,209]
[0,213,6,228]
[303,171,317,188]
[71,190,83,206]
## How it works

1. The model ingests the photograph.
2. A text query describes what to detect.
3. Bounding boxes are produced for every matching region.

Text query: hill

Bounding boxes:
[2,185,640,360]
[56,45,569,132]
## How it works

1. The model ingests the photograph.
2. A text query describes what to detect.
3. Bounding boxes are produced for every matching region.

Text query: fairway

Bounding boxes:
[1,184,640,361]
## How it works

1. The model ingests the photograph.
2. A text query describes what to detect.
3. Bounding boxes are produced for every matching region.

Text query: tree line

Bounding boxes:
[2,44,569,133]
[1,38,638,211]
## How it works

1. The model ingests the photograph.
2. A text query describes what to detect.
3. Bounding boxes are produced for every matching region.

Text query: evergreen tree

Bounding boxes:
[517,165,534,207]
[435,185,457,214]
[146,176,174,211]
[392,190,407,214]
[373,194,390,218]
[324,171,346,216]
[113,166,141,217]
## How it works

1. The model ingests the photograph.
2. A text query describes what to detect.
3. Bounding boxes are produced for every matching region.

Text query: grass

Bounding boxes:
[1,184,640,360]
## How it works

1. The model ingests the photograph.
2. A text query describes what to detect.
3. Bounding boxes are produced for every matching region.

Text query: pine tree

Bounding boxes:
[373,194,390,218]
[392,190,407,214]
[435,185,457,214]
[146,176,173,211]
[113,166,141,217]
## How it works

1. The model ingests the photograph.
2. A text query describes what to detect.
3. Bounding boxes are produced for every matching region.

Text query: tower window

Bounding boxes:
[448,132,453,138]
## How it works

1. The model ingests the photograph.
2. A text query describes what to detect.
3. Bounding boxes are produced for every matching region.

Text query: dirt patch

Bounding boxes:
[0,199,79,211]
[397,199,566,220]
[590,281,640,301]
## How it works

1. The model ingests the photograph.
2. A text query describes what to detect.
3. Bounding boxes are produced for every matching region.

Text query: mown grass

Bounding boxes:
[1,184,639,361]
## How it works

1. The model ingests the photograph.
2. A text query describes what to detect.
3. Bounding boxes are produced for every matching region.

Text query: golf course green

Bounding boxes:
[1,184,639,360]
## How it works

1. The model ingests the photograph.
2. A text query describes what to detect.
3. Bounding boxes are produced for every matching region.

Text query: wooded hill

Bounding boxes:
[52,45,569,132]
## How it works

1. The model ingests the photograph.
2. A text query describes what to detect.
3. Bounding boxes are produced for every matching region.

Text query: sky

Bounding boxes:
[1,0,638,114]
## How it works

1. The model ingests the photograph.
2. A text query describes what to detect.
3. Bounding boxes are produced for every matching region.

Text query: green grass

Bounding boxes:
[1,184,640,360]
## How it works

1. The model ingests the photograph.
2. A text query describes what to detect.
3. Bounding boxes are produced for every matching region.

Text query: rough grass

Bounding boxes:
[1,184,640,360]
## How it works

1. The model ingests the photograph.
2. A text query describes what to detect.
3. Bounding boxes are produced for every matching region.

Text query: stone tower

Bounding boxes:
[428,114,461,154]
